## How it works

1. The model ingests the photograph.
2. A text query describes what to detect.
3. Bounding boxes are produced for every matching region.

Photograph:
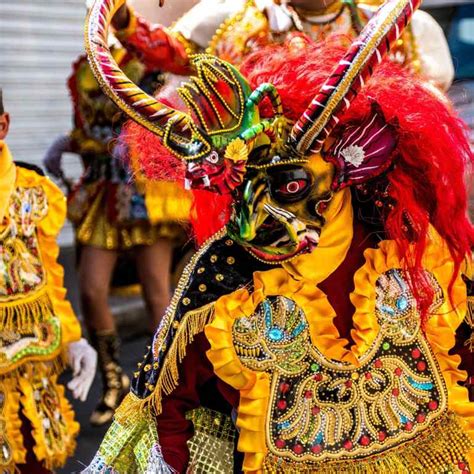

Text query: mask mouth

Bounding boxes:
[184,161,218,190]
[184,159,247,193]
[229,212,321,263]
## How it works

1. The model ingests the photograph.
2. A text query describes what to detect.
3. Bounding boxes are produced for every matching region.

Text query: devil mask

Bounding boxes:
[86,0,418,263]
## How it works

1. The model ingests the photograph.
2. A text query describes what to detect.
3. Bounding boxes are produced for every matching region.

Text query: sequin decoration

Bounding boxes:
[25,372,75,458]
[187,407,236,473]
[0,186,48,298]
[231,269,448,465]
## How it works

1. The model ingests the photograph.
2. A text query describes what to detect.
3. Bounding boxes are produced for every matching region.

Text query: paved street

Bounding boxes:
[59,335,148,473]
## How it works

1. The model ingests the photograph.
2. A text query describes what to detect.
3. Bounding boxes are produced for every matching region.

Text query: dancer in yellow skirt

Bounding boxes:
[0,89,96,473]
[43,46,192,426]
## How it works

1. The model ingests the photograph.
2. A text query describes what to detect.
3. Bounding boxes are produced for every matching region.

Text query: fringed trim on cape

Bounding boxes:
[115,303,215,422]
[0,290,53,333]
[263,411,472,474]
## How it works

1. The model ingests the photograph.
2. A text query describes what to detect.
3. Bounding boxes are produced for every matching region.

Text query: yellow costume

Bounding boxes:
[0,142,80,471]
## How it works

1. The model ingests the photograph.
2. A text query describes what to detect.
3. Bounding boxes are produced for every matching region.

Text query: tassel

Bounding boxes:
[151,303,215,414]
[0,291,54,333]
[115,303,215,423]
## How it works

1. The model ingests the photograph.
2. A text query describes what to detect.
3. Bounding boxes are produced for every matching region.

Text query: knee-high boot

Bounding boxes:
[88,329,130,426]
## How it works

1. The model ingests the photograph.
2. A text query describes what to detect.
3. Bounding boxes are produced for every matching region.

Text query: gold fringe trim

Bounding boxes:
[263,411,473,473]
[0,291,54,333]
[115,303,215,422]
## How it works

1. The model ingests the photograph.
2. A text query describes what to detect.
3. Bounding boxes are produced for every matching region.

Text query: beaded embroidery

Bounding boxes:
[231,269,451,465]
[0,186,48,299]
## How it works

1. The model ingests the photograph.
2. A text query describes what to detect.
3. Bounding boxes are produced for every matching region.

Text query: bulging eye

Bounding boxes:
[269,168,312,203]
[206,151,219,164]
[280,179,307,195]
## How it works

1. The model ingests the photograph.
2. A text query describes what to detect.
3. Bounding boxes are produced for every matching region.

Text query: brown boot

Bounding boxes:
[88,330,130,426]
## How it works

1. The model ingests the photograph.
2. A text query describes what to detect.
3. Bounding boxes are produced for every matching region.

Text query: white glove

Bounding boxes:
[67,338,97,402]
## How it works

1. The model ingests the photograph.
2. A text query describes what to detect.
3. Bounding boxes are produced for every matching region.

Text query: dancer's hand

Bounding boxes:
[67,338,97,402]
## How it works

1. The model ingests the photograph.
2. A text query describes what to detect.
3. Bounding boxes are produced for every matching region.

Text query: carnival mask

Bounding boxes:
[228,156,335,262]
[86,0,416,260]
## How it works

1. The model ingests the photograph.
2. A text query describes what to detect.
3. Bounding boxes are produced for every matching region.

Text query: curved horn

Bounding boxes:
[289,0,421,154]
[85,0,211,158]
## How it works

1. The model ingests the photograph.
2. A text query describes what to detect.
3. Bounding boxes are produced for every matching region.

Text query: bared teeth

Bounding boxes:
[203,175,211,187]
[184,178,191,190]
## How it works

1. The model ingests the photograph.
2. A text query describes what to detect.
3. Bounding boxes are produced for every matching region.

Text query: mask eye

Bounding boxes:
[269,168,312,203]
[206,151,220,164]
[280,179,307,195]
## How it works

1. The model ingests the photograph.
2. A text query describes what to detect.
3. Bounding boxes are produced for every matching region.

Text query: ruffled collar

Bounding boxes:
[206,230,472,472]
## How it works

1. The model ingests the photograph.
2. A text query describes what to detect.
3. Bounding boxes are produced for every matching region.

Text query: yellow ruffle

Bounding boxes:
[206,288,270,473]
[1,377,25,468]
[15,167,81,347]
[351,230,474,462]
[282,188,353,284]
[205,272,356,473]
[18,370,79,470]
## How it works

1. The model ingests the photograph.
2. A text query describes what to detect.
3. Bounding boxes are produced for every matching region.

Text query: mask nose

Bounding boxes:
[234,179,268,242]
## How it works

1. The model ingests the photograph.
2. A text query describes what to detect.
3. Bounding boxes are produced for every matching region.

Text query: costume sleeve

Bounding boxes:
[155,332,217,472]
[171,0,248,49]
[114,8,193,75]
[32,171,81,347]
[42,134,72,179]
[411,10,454,91]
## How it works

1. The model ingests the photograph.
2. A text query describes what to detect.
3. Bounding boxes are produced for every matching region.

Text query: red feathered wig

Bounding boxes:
[124,35,474,284]
[241,35,474,317]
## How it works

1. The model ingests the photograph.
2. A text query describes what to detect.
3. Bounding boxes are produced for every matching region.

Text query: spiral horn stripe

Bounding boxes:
[85,0,210,157]
[289,0,421,155]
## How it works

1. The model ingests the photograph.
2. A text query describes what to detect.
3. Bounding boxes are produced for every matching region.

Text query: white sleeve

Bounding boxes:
[411,10,455,91]
[172,0,247,49]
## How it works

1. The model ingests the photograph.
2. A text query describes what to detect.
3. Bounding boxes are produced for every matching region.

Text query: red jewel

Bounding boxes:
[304,390,313,399]
[428,400,438,411]
[392,388,399,397]
[275,439,285,449]
[462,470,469,474]
[277,400,287,410]
[416,413,426,423]
[365,372,372,380]
[313,373,323,382]
[374,359,383,369]
[417,361,426,371]
[345,380,352,388]
[360,435,370,446]
[293,444,304,454]
[279,382,290,394]
[343,440,353,450]
[405,421,413,431]
[311,444,322,454]
[312,406,321,415]
[394,367,402,377]
[458,462,466,470]
[412,348,421,359]
[378,431,387,442]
